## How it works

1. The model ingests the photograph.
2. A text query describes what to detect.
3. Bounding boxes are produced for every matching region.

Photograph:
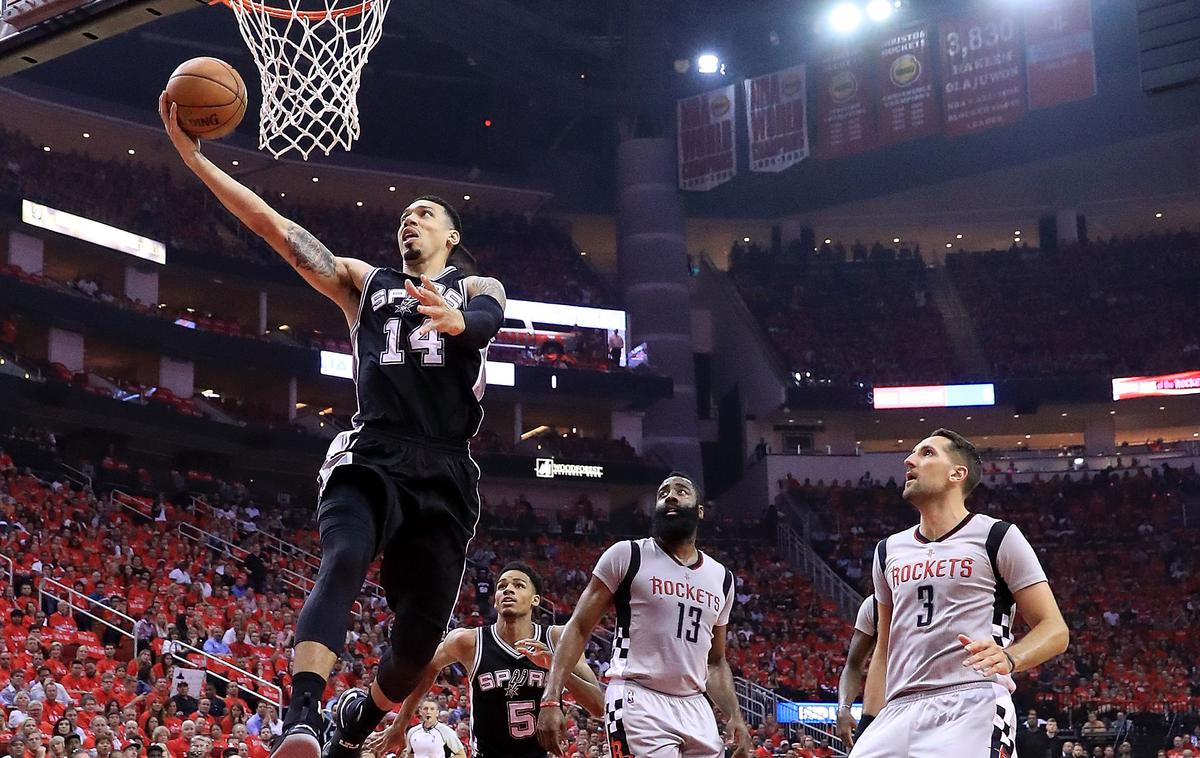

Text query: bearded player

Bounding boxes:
[536,473,750,758]
[366,562,604,758]
[850,429,1069,757]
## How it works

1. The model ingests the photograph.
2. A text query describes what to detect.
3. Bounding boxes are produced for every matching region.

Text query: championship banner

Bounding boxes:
[1025,0,1096,110]
[677,84,737,191]
[940,11,1027,137]
[815,44,878,159]
[877,26,939,145]
[743,65,810,172]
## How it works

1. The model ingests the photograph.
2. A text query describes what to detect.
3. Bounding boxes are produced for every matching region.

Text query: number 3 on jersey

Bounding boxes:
[380,317,444,366]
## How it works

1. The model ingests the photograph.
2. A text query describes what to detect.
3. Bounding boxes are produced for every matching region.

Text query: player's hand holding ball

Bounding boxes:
[957,633,1015,677]
[835,709,857,749]
[407,276,465,337]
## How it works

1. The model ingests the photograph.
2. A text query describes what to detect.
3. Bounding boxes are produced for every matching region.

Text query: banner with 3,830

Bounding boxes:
[677,84,738,191]
[940,10,1027,137]
[743,65,809,173]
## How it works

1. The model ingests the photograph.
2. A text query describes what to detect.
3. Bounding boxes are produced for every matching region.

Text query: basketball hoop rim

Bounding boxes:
[211,0,370,21]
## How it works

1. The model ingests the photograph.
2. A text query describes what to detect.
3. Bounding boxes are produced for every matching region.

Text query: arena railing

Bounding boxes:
[59,462,92,490]
[734,677,847,757]
[176,522,367,617]
[111,489,156,520]
[38,575,284,709]
[188,495,387,599]
[0,553,12,587]
[775,521,861,624]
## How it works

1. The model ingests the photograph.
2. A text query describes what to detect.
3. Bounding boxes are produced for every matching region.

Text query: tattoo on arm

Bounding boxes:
[468,276,507,309]
[285,224,337,278]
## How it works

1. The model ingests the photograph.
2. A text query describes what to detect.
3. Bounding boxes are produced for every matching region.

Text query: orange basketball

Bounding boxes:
[165,57,248,139]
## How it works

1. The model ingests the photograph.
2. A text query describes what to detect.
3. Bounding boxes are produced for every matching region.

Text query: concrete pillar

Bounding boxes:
[287,377,298,422]
[1056,208,1079,246]
[513,402,523,446]
[47,328,84,373]
[258,291,269,335]
[7,231,43,274]
[123,266,159,307]
[617,138,703,480]
[611,410,645,455]
[158,356,194,399]
[1084,414,1115,456]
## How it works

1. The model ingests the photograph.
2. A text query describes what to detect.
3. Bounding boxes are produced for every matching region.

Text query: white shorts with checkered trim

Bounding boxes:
[849,682,1017,758]
[604,680,724,758]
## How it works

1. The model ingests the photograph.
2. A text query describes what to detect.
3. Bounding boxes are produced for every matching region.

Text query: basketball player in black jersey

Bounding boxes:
[161,97,507,758]
[364,562,604,758]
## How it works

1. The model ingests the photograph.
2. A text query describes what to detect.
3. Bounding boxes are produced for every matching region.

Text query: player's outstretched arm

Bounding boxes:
[364,629,474,756]
[835,629,875,748]
[542,626,605,716]
[706,627,750,758]
[158,92,370,324]
[958,581,1068,676]
[862,603,891,717]
[536,576,613,756]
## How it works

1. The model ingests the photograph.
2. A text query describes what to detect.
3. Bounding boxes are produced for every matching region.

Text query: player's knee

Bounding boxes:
[318,537,373,584]
[375,617,444,702]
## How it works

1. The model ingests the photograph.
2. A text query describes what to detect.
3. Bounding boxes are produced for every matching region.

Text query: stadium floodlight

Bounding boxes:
[829,3,862,33]
[866,0,892,21]
[697,53,721,74]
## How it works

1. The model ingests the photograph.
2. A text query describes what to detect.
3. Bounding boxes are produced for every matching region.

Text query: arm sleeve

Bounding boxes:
[996,525,1048,593]
[592,542,632,594]
[454,294,503,350]
[872,540,892,607]
[854,594,876,636]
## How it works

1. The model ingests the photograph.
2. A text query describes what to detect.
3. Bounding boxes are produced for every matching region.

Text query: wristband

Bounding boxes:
[854,714,875,740]
[1003,651,1017,673]
[539,700,562,709]
[837,705,853,712]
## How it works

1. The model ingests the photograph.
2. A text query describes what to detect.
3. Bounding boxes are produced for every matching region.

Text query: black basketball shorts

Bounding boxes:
[317,427,481,627]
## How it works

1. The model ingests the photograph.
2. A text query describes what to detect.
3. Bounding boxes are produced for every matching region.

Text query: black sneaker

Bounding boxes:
[322,687,370,758]
[272,696,323,758]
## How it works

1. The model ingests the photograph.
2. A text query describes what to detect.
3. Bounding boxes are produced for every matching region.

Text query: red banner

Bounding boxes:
[816,45,878,159]
[677,84,737,191]
[1112,370,1200,401]
[1025,0,1096,110]
[877,26,939,145]
[940,11,1026,137]
[743,65,810,172]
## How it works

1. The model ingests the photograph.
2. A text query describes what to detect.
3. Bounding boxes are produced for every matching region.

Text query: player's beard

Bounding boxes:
[651,507,699,545]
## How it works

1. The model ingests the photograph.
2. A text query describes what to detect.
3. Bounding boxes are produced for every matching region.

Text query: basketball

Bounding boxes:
[165,57,247,139]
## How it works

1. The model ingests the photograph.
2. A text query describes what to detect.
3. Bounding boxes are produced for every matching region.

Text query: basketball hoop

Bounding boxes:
[214,0,390,159]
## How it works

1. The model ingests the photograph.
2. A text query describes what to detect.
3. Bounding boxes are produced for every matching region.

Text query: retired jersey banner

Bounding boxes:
[743,65,810,173]
[877,26,939,145]
[677,84,737,191]
[815,45,878,159]
[1025,0,1096,110]
[940,11,1027,137]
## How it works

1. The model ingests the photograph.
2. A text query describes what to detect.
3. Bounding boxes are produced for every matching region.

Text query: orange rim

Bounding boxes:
[211,0,370,20]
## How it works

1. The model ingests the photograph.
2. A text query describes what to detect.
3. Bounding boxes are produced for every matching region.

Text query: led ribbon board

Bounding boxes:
[1112,370,1200,401]
[22,199,166,264]
[873,383,996,410]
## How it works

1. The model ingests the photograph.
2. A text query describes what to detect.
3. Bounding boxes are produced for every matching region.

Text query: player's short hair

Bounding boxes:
[498,561,542,595]
[663,471,702,501]
[411,195,478,274]
[931,428,982,496]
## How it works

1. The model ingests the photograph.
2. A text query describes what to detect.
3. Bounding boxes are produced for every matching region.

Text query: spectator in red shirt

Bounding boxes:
[46,603,76,633]
[166,720,197,757]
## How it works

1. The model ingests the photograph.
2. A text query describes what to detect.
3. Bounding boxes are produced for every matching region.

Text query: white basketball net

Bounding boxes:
[224,0,391,159]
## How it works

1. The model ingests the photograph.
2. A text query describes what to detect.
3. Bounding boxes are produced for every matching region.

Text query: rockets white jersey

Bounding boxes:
[872,513,1048,702]
[854,594,877,637]
[593,538,735,697]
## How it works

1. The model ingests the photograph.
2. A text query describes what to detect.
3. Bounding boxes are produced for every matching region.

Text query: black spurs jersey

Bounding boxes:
[470,624,553,758]
[351,266,487,441]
